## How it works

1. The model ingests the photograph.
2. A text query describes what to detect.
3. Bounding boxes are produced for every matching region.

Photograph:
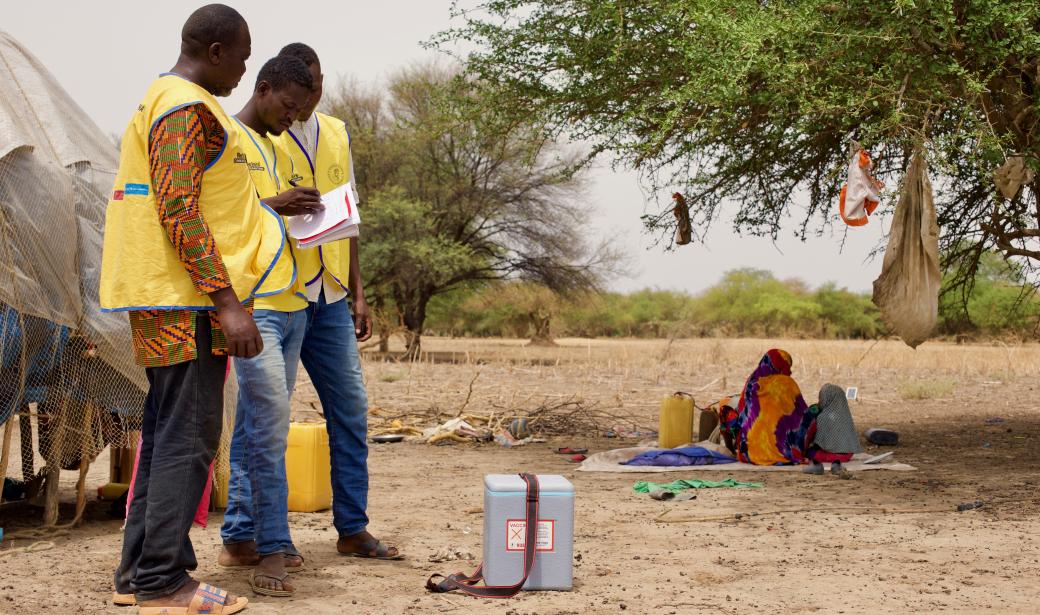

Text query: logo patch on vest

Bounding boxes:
[328,165,345,184]
[248,162,264,172]
[234,152,248,164]
[289,173,305,185]
[124,183,150,196]
[112,190,124,201]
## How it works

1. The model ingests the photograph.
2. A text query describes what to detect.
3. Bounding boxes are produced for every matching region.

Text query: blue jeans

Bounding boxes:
[220,309,307,555]
[302,291,369,536]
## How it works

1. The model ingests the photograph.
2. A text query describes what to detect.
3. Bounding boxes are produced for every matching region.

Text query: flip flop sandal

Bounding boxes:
[220,548,303,571]
[250,570,295,598]
[341,540,404,560]
[111,591,135,606]
[138,583,248,615]
[567,454,587,463]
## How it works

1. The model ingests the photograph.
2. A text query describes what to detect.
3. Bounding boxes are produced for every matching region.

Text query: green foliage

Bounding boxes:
[438,1,1040,284]
[424,263,1039,340]
[938,251,1040,337]
[426,269,884,339]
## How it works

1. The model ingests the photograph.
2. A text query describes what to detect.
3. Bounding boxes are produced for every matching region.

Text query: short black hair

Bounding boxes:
[255,55,314,92]
[181,4,247,55]
[278,42,320,68]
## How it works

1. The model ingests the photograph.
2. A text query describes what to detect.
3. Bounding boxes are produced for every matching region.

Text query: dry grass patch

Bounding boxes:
[897,378,956,400]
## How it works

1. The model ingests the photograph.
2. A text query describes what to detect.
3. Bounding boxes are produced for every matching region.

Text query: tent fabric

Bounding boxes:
[0,31,237,492]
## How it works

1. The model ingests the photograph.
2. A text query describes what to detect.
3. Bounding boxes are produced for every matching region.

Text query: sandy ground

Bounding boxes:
[2,337,1040,614]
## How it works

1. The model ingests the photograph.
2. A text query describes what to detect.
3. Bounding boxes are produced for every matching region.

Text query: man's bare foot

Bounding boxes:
[137,580,242,609]
[219,541,260,567]
[250,553,294,596]
[220,540,304,569]
[337,530,402,559]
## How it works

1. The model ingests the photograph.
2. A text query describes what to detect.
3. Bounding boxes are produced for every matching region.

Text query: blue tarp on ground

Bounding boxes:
[622,446,737,467]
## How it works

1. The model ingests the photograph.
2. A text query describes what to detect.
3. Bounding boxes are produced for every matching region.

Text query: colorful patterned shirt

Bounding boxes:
[128,103,238,367]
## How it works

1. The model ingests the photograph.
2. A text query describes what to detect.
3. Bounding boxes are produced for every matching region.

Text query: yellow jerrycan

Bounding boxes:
[659,392,695,449]
[285,421,333,512]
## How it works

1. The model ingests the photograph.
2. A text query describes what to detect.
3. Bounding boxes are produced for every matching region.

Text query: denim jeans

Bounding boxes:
[114,316,226,601]
[220,309,307,555]
[301,291,369,536]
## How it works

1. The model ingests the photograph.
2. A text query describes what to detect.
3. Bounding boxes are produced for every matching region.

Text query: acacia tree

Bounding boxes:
[325,65,612,357]
[438,1,1040,298]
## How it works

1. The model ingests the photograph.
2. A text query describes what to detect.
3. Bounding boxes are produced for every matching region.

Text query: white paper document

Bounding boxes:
[287,182,360,248]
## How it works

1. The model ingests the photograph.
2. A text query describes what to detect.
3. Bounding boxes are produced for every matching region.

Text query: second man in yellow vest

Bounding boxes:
[214,55,321,598]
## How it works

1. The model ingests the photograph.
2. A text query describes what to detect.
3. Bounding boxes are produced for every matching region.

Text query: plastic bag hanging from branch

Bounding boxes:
[872,150,941,348]
[839,142,883,227]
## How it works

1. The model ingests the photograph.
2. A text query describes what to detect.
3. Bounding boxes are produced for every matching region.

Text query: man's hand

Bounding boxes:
[210,287,263,358]
[353,297,373,342]
[264,187,324,217]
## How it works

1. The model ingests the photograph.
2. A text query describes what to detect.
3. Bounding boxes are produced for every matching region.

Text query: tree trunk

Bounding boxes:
[401,295,430,361]
[527,313,557,347]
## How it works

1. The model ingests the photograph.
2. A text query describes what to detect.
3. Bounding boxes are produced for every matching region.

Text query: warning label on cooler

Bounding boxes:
[505,519,555,552]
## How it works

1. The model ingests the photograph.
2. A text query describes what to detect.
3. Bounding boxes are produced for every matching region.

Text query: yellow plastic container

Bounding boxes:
[97,482,130,501]
[286,421,333,512]
[659,393,695,449]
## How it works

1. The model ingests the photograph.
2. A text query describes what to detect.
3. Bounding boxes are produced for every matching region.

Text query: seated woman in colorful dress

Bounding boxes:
[718,349,815,465]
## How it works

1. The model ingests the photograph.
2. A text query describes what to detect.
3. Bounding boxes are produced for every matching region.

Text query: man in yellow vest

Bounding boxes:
[275,42,401,560]
[100,5,294,613]
[215,55,319,598]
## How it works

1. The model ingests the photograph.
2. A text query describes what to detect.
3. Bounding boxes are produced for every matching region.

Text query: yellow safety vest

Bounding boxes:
[100,74,293,311]
[232,117,309,312]
[272,112,353,297]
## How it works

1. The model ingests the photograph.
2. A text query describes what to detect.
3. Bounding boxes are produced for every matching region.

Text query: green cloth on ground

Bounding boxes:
[633,478,763,493]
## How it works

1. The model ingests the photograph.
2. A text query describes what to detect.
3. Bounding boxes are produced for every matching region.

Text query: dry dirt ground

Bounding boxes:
[2,337,1040,614]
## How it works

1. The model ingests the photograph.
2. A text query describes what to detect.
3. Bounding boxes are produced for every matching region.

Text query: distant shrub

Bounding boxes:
[421,263,1039,341]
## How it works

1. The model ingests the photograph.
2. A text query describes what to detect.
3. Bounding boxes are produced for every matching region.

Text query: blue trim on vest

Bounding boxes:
[148,100,205,148]
[151,74,227,170]
[317,245,349,293]
[249,202,294,298]
[271,141,281,190]
[304,268,324,286]
[205,124,228,171]
[286,126,316,178]
[232,116,279,187]
[101,305,216,313]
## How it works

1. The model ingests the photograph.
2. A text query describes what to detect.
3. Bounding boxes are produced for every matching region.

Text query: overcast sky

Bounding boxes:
[5,1,887,294]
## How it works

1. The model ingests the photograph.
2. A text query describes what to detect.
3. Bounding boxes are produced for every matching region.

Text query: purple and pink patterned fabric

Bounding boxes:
[719,349,816,465]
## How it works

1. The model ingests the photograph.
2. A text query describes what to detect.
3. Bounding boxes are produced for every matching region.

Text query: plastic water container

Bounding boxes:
[659,393,695,448]
[482,474,574,591]
[285,422,332,512]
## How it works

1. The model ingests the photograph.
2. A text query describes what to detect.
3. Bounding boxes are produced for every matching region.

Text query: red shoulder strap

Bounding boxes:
[426,473,540,598]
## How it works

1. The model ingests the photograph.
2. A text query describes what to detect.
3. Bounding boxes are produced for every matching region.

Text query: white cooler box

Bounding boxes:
[482,474,574,591]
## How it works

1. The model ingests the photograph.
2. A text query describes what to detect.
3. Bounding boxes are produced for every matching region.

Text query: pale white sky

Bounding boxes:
[4,0,886,294]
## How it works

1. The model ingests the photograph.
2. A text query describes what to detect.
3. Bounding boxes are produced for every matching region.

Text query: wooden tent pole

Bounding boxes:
[0,415,14,501]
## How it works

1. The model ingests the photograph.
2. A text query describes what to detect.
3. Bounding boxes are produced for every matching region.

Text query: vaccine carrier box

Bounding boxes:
[482,474,574,590]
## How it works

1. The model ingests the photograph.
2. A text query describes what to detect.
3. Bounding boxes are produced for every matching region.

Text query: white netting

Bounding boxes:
[0,31,236,518]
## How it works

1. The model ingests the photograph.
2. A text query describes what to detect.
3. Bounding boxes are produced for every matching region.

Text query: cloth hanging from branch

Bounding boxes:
[872,150,941,348]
